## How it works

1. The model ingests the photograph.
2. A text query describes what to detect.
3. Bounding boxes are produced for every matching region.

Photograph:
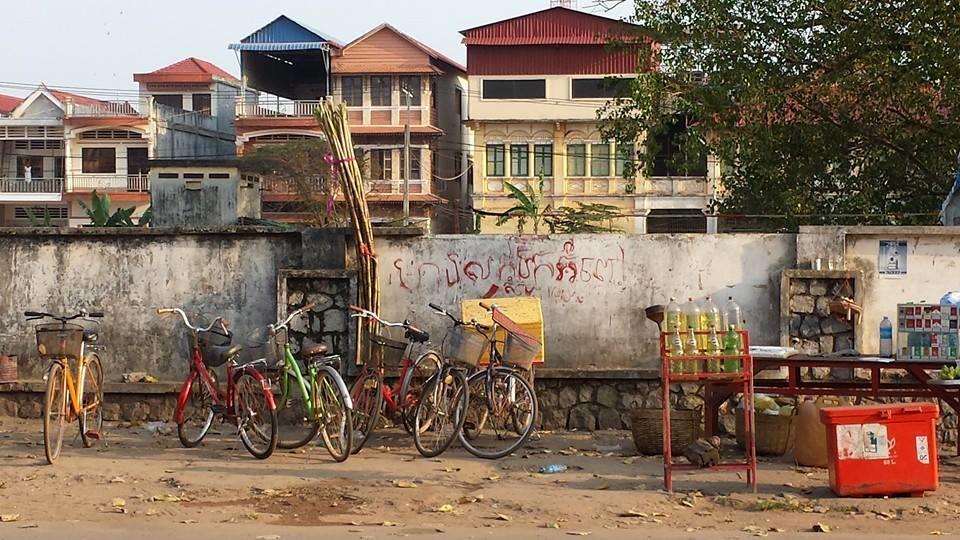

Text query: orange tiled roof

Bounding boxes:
[49,90,107,107]
[134,57,240,84]
[0,94,22,114]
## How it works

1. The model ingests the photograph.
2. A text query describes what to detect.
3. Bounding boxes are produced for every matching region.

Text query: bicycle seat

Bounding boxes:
[406,327,430,344]
[302,343,328,358]
[83,329,99,343]
[203,344,242,367]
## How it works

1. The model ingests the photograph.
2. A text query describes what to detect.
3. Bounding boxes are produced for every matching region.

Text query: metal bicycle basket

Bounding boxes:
[443,325,488,368]
[35,323,84,359]
[366,326,408,369]
[502,330,541,371]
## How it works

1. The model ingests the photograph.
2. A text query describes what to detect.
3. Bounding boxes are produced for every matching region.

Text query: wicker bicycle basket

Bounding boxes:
[443,325,487,368]
[502,331,541,371]
[35,323,84,359]
[367,327,407,369]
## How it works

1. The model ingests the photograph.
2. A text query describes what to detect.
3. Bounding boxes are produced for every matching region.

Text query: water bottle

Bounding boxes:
[879,316,893,357]
[722,296,743,331]
[538,464,568,474]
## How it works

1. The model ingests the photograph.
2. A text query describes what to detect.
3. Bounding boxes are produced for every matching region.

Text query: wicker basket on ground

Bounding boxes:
[630,408,702,456]
[735,408,797,456]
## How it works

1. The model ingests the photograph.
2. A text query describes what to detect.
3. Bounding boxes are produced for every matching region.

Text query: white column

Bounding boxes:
[706,214,719,234]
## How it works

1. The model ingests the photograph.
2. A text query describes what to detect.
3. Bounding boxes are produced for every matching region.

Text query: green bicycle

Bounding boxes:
[252,303,353,461]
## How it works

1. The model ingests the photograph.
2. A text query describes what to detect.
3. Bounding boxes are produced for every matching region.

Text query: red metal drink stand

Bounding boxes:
[660,330,757,492]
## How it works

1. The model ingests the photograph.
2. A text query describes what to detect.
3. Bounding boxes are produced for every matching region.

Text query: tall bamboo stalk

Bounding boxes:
[316,101,379,363]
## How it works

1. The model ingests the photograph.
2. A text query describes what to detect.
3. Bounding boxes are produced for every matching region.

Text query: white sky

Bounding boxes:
[0,0,633,99]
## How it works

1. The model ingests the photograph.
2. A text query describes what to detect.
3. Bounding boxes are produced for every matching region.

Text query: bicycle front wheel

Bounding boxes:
[398,353,441,433]
[234,372,278,459]
[276,372,320,450]
[413,367,468,458]
[349,369,383,454]
[458,368,538,460]
[79,354,104,448]
[313,369,353,462]
[43,362,67,464]
[177,370,214,448]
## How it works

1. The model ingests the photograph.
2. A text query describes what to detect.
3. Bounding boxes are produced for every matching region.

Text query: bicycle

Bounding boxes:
[251,302,353,461]
[456,302,541,459]
[348,305,441,453]
[26,309,105,464]
[407,303,482,457]
[157,307,278,459]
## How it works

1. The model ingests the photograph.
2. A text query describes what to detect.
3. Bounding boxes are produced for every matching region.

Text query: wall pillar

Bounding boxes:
[706,214,718,234]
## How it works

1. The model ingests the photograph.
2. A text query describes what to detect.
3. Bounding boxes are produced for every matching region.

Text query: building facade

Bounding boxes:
[462,7,719,233]
[232,16,469,231]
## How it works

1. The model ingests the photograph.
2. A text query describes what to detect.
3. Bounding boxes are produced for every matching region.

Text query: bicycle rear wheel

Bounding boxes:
[458,368,538,459]
[349,369,383,454]
[313,369,353,462]
[43,362,67,464]
[276,372,320,450]
[413,367,468,458]
[398,353,441,434]
[177,370,214,448]
[79,354,104,448]
[234,371,278,459]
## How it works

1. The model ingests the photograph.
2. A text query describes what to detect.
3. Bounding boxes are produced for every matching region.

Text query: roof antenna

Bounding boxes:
[550,0,577,7]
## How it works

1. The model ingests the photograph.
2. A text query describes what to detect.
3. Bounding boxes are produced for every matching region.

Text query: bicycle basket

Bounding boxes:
[244,325,284,369]
[366,327,407,368]
[35,323,84,359]
[502,331,541,371]
[443,325,487,368]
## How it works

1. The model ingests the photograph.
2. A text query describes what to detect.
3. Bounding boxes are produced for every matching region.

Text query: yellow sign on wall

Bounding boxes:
[462,297,545,365]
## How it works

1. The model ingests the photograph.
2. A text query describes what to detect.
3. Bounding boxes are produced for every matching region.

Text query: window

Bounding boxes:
[533,144,553,177]
[192,93,211,114]
[154,94,183,109]
[341,76,363,107]
[455,88,463,118]
[209,173,231,179]
[431,81,437,109]
[81,148,116,174]
[14,207,67,220]
[566,144,586,177]
[55,157,65,179]
[158,173,179,179]
[482,79,546,99]
[370,76,392,106]
[399,148,422,180]
[590,143,610,176]
[16,156,43,178]
[510,144,529,177]
[127,148,148,176]
[183,173,204,179]
[486,144,505,177]
[571,78,632,99]
[615,143,635,177]
[652,116,707,177]
[399,76,421,106]
[369,149,393,180]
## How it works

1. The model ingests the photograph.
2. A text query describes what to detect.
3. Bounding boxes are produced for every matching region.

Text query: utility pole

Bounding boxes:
[401,85,413,221]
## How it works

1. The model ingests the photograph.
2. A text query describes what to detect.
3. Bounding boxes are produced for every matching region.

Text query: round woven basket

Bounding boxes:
[630,408,702,456]
[735,408,797,456]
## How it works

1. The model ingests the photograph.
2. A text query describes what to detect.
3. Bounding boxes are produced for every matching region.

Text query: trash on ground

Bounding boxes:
[122,372,159,383]
[538,464,569,474]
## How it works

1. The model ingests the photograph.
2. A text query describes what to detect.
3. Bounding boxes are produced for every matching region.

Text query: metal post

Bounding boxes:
[401,86,413,221]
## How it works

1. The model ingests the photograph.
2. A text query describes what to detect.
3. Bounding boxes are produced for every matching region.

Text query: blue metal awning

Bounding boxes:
[230,15,340,53]
[229,42,330,51]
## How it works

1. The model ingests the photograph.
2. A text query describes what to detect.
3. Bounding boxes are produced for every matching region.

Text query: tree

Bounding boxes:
[600,0,960,226]
[78,191,150,227]
[240,139,343,227]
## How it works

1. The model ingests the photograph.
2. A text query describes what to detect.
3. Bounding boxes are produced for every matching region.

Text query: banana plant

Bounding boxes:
[79,190,144,227]
[496,175,548,234]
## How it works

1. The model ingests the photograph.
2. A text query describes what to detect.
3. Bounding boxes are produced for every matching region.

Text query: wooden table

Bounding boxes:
[703,354,960,452]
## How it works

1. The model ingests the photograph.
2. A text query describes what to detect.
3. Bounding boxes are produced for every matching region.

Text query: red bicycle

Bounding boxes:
[348,305,441,453]
[158,307,279,459]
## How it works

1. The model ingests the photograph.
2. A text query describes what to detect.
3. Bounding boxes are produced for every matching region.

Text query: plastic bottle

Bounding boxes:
[706,324,722,373]
[538,464,568,474]
[669,327,685,373]
[879,316,893,357]
[700,297,721,349]
[684,326,700,373]
[665,297,683,333]
[723,324,740,373]
[684,298,702,332]
[722,296,743,331]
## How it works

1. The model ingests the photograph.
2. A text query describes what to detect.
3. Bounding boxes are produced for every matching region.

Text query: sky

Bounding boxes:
[0,0,633,100]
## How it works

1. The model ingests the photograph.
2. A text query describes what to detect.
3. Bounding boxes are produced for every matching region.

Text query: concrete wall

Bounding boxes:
[150,102,236,160]
[0,229,301,380]
[375,233,796,371]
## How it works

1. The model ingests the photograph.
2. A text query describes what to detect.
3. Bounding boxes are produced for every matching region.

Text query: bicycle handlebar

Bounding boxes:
[270,302,317,334]
[24,309,104,322]
[350,305,429,337]
[428,302,491,331]
[156,307,225,333]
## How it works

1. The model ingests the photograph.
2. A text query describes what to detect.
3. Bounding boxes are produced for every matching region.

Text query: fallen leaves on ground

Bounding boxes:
[112,498,126,508]
[152,494,182,502]
[180,519,197,524]
[109,476,125,484]
[812,523,832,533]
[458,495,483,504]
[255,536,280,540]
[0,514,20,523]
[435,504,455,513]
[544,522,560,528]
[392,480,417,488]
[567,532,591,536]
[494,513,512,521]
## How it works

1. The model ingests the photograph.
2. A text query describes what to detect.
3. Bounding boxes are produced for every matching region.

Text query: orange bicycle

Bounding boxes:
[26,309,106,464]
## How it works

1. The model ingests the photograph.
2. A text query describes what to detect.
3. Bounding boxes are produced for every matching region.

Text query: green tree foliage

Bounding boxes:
[78,191,148,227]
[600,0,960,225]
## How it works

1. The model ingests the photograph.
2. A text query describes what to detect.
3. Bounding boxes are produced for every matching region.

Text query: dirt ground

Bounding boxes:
[1,417,959,539]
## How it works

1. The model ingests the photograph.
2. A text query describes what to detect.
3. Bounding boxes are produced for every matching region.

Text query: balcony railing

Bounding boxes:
[0,178,64,201]
[69,174,150,193]
[260,176,326,194]
[236,98,326,118]
[64,99,143,118]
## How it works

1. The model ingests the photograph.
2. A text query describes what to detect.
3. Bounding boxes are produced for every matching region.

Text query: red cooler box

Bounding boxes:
[819,403,939,497]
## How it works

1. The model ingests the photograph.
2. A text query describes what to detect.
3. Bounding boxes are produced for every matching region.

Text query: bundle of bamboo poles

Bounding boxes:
[316,101,379,361]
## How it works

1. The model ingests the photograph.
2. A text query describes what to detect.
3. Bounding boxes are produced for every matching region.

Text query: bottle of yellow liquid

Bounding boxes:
[706,324,722,373]
[700,296,721,349]
[684,325,700,373]
[665,297,683,333]
[668,327,684,373]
